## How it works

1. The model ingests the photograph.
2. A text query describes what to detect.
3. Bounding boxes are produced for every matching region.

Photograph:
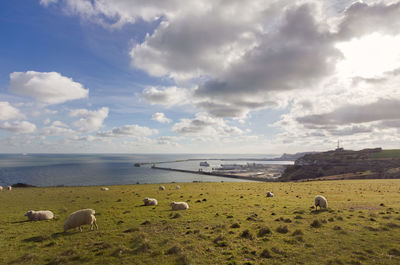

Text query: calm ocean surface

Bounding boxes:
[0,154,290,187]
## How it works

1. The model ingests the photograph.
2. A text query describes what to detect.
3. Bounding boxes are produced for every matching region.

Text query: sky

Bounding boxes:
[1,0,400,154]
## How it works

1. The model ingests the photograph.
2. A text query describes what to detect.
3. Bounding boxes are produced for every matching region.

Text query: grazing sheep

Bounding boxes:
[100,187,109,191]
[25,210,54,221]
[7,186,12,191]
[266,191,274,197]
[159,185,166,191]
[0,186,3,191]
[143,197,158,206]
[176,185,181,190]
[170,201,189,210]
[314,195,328,210]
[64,209,98,232]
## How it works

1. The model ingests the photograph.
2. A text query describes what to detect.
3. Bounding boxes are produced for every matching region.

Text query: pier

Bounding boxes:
[151,166,274,182]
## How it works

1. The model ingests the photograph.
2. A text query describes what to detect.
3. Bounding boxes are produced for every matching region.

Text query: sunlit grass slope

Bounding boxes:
[1,180,400,264]
[370,149,400,159]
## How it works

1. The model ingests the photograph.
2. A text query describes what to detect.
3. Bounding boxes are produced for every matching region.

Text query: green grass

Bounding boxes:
[1,180,400,264]
[370,149,400,159]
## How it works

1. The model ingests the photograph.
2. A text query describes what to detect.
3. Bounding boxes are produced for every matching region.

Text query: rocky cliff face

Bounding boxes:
[280,148,400,181]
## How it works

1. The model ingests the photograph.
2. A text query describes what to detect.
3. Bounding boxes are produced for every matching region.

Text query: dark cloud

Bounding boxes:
[195,4,341,116]
[297,99,400,125]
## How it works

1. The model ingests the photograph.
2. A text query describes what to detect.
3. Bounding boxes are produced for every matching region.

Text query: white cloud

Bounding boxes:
[0,121,36,134]
[9,71,88,105]
[157,136,180,145]
[39,0,58,7]
[43,118,51,125]
[152,112,171,123]
[70,107,109,132]
[172,113,243,137]
[141,86,190,106]
[0,102,24,121]
[41,122,74,136]
[97,124,158,138]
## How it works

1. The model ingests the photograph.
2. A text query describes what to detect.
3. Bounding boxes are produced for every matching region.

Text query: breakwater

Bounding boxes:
[151,166,272,182]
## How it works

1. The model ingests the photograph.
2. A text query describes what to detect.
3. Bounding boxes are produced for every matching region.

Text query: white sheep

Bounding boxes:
[143,197,158,206]
[7,186,12,191]
[314,195,328,210]
[170,201,189,210]
[159,185,165,191]
[176,185,181,190]
[64,209,98,232]
[0,186,3,191]
[266,191,274,197]
[25,210,54,221]
[100,187,109,191]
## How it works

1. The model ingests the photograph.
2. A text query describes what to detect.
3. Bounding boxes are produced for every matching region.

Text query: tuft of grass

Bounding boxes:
[257,227,271,237]
[291,229,303,236]
[388,248,400,256]
[166,245,182,255]
[240,229,254,240]
[230,223,240,228]
[310,220,322,228]
[260,249,271,258]
[276,225,289,234]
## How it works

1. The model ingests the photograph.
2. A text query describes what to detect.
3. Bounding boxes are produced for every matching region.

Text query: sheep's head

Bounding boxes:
[24,210,33,217]
[63,222,70,232]
[170,202,176,206]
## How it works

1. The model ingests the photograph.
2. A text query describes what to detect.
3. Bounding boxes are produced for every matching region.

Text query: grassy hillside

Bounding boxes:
[281,148,400,181]
[370,149,400,159]
[1,180,400,264]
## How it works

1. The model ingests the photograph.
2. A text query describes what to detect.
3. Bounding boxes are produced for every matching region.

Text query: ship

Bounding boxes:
[199,161,210,167]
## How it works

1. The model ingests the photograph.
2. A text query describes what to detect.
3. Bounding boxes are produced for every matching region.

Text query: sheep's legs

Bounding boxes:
[90,221,98,230]
[79,226,82,232]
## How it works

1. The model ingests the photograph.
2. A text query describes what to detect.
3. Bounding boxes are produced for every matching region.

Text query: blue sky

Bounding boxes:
[1,0,400,154]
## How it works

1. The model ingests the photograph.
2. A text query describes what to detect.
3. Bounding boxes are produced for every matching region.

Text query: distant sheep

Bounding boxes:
[0,186,3,191]
[176,185,181,190]
[170,201,189,210]
[159,185,165,191]
[143,197,158,206]
[314,195,328,210]
[266,191,274,197]
[64,209,98,232]
[100,187,109,191]
[7,186,12,191]
[25,210,54,221]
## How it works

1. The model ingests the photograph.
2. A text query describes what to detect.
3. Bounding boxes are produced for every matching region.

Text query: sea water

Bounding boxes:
[0,154,290,187]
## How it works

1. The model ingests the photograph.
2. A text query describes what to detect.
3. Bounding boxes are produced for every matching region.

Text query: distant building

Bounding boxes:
[200,161,210,167]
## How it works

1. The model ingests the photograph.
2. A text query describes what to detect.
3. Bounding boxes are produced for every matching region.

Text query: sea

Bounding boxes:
[0,154,292,187]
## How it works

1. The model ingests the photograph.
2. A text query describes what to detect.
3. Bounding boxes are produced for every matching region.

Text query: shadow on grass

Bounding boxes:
[51,232,68,239]
[310,209,329,215]
[11,220,30,224]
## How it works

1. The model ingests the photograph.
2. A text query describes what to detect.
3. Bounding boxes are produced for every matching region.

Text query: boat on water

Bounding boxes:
[199,161,210,167]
